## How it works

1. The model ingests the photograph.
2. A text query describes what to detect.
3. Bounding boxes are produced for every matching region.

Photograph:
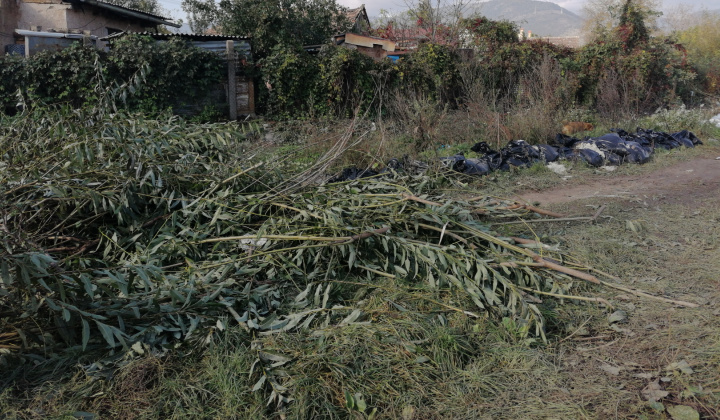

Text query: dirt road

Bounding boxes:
[508,145,720,418]
[519,154,720,207]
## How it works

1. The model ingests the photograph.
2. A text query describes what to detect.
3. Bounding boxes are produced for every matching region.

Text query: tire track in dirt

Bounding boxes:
[517,155,720,207]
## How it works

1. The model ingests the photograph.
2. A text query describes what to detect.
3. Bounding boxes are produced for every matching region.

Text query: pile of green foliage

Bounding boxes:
[0,36,225,115]
[0,104,607,374]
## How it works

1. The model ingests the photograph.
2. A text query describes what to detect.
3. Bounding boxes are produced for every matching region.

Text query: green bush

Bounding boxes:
[395,43,460,105]
[0,36,225,115]
[105,36,225,113]
[314,45,389,117]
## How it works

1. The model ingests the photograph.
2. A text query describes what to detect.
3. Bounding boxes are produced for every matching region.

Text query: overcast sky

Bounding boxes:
[337,0,720,18]
[159,0,720,24]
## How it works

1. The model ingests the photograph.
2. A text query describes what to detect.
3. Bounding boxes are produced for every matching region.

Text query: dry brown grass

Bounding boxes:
[501,176,720,418]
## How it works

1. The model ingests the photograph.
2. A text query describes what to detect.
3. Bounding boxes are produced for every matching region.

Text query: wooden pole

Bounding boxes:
[226,40,237,120]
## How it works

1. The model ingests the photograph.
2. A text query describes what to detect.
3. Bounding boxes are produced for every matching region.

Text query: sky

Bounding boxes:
[158,0,720,24]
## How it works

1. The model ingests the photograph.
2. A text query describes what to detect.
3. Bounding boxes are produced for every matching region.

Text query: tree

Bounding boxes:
[672,10,720,94]
[573,0,694,117]
[373,0,473,46]
[581,0,661,41]
[108,0,165,16]
[182,0,348,57]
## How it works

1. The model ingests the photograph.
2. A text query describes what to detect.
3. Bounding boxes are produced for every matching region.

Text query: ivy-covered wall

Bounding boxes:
[0,36,225,115]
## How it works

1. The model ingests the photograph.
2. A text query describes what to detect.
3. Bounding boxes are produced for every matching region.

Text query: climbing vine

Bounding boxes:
[0,36,225,115]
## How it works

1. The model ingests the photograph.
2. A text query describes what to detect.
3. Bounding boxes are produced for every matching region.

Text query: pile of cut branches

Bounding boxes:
[1,106,606,361]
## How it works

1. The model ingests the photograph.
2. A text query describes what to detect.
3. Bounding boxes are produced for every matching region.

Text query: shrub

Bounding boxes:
[0,36,225,115]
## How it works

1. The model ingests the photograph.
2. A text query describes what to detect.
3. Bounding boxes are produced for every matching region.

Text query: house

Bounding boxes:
[332,32,395,60]
[304,4,395,60]
[1,0,180,55]
[342,4,371,36]
[538,36,583,49]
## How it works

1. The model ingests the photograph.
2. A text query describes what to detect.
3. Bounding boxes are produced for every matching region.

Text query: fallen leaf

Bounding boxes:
[610,324,635,335]
[608,310,628,324]
[642,379,669,402]
[666,359,694,375]
[666,405,700,420]
[600,363,621,376]
[647,401,665,412]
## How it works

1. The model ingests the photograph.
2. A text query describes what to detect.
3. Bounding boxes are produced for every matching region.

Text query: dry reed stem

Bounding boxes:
[505,203,566,218]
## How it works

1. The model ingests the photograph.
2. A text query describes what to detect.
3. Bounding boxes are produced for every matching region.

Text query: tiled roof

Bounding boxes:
[339,4,370,32]
[344,5,365,22]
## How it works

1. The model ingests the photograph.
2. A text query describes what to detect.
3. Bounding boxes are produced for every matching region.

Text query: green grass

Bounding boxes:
[3,107,720,420]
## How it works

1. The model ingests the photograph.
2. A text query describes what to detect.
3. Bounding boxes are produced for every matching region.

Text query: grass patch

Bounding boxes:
[3,104,720,419]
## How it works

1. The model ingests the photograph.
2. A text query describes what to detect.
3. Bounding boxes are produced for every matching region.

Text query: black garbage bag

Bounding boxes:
[439,154,466,172]
[536,144,560,162]
[632,128,678,150]
[470,141,493,154]
[556,146,576,160]
[441,154,492,176]
[671,130,703,147]
[613,129,650,148]
[603,151,623,165]
[502,140,546,167]
[624,141,652,163]
[574,146,605,167]
[592,133,628,154]
[472,140,540,170]
[485,151,504,170]
[386,157,403,170]
[552,133,582,148]
[585,133,652,164]
[327,167,379,183]
[470,141,505,170]
[463,158,491,175]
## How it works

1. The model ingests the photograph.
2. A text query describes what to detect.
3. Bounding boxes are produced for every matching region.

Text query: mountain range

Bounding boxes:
[465,0,584,37]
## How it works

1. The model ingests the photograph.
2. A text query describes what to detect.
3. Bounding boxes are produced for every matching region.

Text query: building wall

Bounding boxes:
[64,4,150,37]
[344,33,395,51]
[353,45,387,60]
[1,0,21,48]
[17,0,150,38]
[17,0,70,32]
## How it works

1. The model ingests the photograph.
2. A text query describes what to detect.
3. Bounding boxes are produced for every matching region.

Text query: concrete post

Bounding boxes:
[227,40,237,120]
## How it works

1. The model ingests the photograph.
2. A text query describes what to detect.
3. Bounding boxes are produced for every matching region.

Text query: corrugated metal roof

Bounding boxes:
[71,0,170,20]
[103,31,252,56]
[103,31,251,41]
[63,0,180,26]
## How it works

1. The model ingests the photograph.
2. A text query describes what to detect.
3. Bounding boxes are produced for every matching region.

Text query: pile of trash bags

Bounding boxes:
[328,128,702,181]
[443,128,702,176]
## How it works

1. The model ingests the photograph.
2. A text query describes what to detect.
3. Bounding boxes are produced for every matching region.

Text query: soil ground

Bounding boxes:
[519,155,720,207]
[3,140,720,420]
[505,143,720,418]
